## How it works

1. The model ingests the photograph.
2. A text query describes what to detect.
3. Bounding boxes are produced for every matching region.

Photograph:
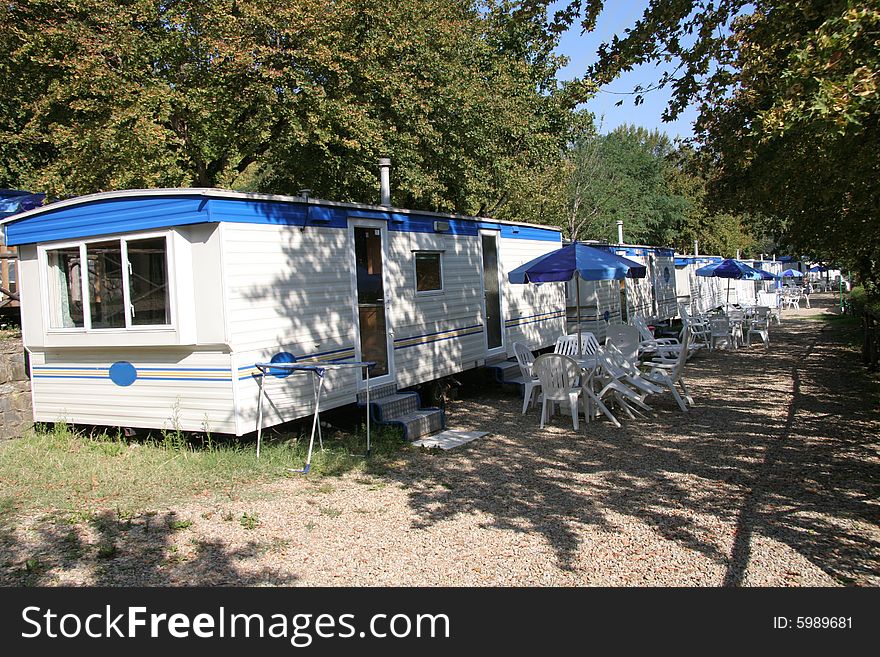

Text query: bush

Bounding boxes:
[849,286,880,316]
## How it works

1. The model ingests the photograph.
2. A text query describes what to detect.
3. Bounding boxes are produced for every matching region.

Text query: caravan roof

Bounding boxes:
[0,188,561,247]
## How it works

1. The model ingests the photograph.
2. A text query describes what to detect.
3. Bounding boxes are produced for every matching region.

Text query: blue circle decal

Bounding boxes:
[603,310,610,322]
[268,351,297,378]
[109,361,137,387]
[663,267,671,283]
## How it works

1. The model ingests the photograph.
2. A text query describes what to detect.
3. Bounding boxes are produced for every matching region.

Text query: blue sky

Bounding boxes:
[553,2,699,140]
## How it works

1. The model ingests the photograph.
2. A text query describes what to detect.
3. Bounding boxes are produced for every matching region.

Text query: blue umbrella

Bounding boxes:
[508,242,646,355]
[781,268,804,277]
[809,265,828,273]
[695,258,771,304]
[508,242,646,283]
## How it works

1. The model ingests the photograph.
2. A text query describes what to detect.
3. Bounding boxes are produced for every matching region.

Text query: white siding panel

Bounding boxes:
[29,350,236,433]
[233,349,359,435]
[566,279,622,342]
[222,224,357,357]
[499,236,565,352]
[387,232,488,382]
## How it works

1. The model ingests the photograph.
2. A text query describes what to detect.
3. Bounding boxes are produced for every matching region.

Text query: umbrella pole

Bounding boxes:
[726,279,731,306]
[575,274,583,357]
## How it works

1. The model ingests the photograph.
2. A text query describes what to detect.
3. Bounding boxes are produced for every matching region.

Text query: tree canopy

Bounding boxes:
[0,0,578,217]
[545,0,880,285]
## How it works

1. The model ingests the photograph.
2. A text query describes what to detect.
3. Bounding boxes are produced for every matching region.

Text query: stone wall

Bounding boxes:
[0,335,31,439]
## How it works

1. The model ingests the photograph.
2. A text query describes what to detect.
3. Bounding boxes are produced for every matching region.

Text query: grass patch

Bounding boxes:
[240,512,260,530]
[0,422,405,516]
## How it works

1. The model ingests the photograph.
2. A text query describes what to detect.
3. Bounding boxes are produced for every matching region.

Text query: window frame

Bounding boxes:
[413,250,444,296]
[40,230,175,333]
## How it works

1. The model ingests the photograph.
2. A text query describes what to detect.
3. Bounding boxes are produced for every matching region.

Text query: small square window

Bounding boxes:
[415,252,442,293]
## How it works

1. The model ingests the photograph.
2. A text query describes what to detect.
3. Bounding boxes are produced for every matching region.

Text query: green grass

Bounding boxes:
[0,421,404,517]
[240,512,260,530]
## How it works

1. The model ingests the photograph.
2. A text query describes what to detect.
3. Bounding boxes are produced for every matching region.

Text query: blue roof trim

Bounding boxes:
[594,244,675,258]
[4,195,210,246]
[4,192,562,245]
[674,256,724,266]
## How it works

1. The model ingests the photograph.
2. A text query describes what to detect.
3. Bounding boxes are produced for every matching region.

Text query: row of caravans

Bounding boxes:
[673,256,785,312]
[565,243,678,341]
[5,184,815,438]
[0,188,569,436]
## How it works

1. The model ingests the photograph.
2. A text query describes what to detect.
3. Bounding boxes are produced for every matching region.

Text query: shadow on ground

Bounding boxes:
[0,508,296,586]
[380,294,879,584]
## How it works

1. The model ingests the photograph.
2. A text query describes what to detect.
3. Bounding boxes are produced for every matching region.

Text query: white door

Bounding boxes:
[349,220,395,388]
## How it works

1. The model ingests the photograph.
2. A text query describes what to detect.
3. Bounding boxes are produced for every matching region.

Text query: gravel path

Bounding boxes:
[3,294,878,586]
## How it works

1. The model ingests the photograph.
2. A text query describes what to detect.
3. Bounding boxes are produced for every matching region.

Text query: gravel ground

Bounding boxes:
[2,293,878,586]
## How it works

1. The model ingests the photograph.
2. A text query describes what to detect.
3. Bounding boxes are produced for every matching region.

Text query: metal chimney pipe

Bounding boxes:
[378,157,391,207]
[694,240,699,256]
[616,220,624,244]
[736,249,741,259]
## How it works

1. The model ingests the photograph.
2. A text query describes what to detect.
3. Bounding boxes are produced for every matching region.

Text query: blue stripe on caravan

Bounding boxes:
[235,346,356,370]
[5,196,210,246]
[394,329,484,350]
[505,310,566,325]
[393,324,484,344]
[507,313,566,327]
[32,366,106,371]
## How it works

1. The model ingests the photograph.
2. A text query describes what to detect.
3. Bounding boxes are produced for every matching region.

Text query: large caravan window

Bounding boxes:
[415,252,442,293]
[45,234,171,330]
[47,247,85,328]
[87,241,126,328]
[128,237,170,325]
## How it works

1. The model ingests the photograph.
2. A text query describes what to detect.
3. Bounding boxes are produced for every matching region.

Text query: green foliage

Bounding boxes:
[239,512,260,530]
[556,122,755,253]
[1,0,578,219]
[849,286,880,316]
[545,0,880,282]
[0,421,406,515]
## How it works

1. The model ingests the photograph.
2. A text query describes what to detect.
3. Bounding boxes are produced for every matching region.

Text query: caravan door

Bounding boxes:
[480,230,506,356]
[349,220,395,388]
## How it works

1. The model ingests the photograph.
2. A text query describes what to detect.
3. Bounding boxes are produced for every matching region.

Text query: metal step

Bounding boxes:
[384,408,446,441]
[368,392,421,423]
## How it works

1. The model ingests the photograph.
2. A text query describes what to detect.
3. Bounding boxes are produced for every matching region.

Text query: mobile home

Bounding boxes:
[1,188,565,437]
[566,243,677,339]
[674,255,724,312]
[675,256,784,310]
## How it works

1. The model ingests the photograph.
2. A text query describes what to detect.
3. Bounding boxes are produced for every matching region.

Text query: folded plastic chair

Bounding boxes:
[639,330,695,412]
[513,341,542,414]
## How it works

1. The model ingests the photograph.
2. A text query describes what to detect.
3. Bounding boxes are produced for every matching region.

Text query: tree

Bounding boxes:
[1,0,577,219]
[540,0,880,285]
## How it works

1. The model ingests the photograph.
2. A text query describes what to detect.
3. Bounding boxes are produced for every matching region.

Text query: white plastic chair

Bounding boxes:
[640,329,694,412]
[532,353,584,431]
[709,316,733,351]
[554,332,600,357]
[513,342,541,415]
[726,308,745,348]
[746,306,771,348]
[631,314,682,358]
[605,324,640,363]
